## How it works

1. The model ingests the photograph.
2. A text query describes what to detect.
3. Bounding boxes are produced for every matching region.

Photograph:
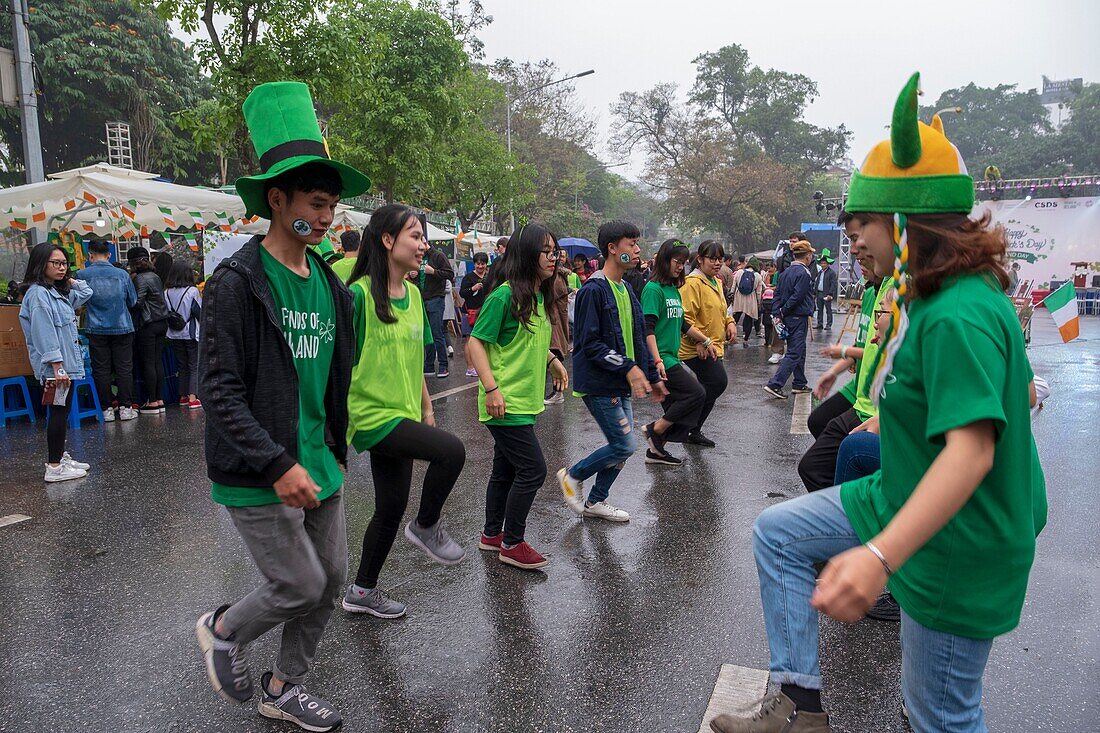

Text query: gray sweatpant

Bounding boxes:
[220,492,347,684]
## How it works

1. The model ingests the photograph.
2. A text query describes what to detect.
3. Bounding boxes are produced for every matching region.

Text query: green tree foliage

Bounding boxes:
[0,0,214,180]
[1055,83,1100,173]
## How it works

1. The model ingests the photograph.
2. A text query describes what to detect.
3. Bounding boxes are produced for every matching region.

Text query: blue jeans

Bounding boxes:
[753,487,993,732]
[568,395,636,504]
[768,315,808,390]
[423,296,448,372]
[833,431,881,485]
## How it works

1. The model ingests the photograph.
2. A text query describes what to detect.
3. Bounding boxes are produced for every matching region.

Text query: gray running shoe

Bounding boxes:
[195,605,253,703]
[342,586,407,618]
[258,671,343,732]
[404,519,466,565]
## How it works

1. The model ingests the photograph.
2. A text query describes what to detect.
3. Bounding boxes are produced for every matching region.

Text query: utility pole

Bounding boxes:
[10,0,44,244]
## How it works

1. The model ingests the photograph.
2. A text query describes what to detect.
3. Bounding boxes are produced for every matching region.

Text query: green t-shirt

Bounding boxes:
[347,278,432,451]
[840,273,1046,639]
[329,256,357,283]
[839,279,883,406]
[850,277,896,420]
[609,278,635,361]
[471,283,550,425]
[211,247,343,507]
[567,272,582,290]
[641,280,683,368]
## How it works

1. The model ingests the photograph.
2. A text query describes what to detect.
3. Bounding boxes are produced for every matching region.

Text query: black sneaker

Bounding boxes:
[686,431,716,447]
[645,449,683,466]
[866,590,901,622]
[643,422,667,454]
[258,671,343,732]
[791,386,813,394]
[763,385,788,400]
[195,605,253,704]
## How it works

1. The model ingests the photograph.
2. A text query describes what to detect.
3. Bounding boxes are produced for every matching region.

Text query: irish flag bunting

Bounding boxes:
[216,212,231,232]
[64,199,78,211]
[31,203,45,224]
[120,200,137,220]
[82,191,98,205]
[1043,282,1079,343]
[158,206,176,228]
[10,217,27,231]
[189,211,205,229]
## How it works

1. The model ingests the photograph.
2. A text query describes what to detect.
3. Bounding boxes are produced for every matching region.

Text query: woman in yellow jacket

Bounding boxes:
[678,240,737,447]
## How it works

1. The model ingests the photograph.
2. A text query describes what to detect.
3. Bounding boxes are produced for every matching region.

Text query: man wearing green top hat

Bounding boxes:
[813,248,838,330]
[196,81,370,733]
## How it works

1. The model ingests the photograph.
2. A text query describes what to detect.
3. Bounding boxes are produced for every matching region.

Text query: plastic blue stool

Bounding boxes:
[0,376,36,426]
[68,376,103,427]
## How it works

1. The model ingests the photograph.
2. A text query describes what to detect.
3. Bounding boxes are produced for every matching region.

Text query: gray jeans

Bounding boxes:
[220,492,347,684]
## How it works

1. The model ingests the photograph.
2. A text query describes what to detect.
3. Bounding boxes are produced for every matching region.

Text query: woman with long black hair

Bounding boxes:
[164,260,202,409]
[465,223,568,570]
[19,243,93,482]
[128,247,170,414]
[342,204,467,618]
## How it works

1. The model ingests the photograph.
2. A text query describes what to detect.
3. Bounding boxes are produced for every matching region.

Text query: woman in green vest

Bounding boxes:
[342,204,467,620]
[464,223,569,571]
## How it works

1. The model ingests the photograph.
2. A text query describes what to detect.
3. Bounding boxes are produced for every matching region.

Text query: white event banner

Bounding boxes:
[973,196,1100,287]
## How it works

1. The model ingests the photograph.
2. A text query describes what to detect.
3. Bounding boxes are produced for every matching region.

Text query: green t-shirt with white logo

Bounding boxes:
[211,247,342,507]
[640,280,683,368]
[841,273,1046,639]
[471,283,550,426]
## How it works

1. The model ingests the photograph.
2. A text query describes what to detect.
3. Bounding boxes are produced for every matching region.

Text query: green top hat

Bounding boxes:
[235,81,371,220]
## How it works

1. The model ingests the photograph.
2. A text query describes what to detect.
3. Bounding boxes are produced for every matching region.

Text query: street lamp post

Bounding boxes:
[506,69,594,233]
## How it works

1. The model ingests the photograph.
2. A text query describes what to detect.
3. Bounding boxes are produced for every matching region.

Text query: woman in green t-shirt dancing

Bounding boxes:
[341,205,468,620]
[465,223,569,571]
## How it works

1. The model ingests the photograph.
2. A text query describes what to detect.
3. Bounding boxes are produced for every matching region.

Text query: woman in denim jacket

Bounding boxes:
[18,243,94,482]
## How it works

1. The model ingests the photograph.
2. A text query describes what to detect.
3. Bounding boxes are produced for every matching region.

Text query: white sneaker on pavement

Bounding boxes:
[557,468,586,516]
[119,406,138,421]
[44,463,87,483]
[102,409,116,422]
[768,353,782,364]
[61,452,90,471]
[582,501,630,523]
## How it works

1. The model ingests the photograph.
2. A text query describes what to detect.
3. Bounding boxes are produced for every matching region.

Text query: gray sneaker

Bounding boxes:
[404,519,465,565]
[342,586,407,618]
[195,605,253,703]
[258,671,343,732]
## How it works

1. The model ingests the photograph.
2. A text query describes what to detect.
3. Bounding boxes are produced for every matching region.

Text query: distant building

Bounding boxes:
[1039,75,1083,130]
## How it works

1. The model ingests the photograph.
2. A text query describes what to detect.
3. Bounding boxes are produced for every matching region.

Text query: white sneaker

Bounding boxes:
[582,501,630,523]
[446,345,454,356]
[119,406,138,421]
[61,452,90,471]
[44,463,87,483]
[768,353,782,364]
[557,468,586,516]
[543,391,564,405]
[102,409,116,422]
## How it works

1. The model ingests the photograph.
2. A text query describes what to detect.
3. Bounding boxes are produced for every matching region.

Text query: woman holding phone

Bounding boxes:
[19,243,94,482]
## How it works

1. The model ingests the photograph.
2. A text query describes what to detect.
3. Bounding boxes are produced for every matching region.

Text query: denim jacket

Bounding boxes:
[76,261,136,334]
[19,281,94,381]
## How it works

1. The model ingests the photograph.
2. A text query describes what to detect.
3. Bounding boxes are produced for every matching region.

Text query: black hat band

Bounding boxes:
[260,139,329,172]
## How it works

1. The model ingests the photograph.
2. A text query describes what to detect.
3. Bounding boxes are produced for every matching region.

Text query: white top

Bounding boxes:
[165,286,202,340]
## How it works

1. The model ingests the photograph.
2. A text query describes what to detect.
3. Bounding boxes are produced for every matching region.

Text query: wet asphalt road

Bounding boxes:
[0,317,1097,733]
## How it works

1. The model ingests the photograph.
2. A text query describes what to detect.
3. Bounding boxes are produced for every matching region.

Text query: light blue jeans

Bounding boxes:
[753,486,993,732]
[569,395,636,504]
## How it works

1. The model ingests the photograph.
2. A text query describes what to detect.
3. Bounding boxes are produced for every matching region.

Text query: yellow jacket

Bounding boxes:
[679,271,733,359]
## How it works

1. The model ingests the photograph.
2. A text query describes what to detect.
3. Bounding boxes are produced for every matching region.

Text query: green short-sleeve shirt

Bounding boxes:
[641,280,683,368]
[211,247,343,507]
[609,279,634,361]
[840,273,1046,639]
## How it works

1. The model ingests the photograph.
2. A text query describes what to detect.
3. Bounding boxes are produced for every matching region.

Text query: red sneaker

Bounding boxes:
[178,397,189,406]
[188,399,203,410]
[499,541,548,570]
[478,532,503,552]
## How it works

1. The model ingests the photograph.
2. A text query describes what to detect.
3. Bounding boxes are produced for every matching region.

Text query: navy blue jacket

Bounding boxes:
[572,271,659,396]
[774,261,814,318]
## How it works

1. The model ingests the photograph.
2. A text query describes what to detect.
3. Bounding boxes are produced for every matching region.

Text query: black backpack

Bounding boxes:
[165,289,188,331]
[737,269,756,295]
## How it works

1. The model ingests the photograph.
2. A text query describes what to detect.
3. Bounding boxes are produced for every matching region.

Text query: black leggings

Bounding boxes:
[659,363,706,443]
[683,356,728,433]
[799,407,863,492]
[47,388,74,464]
[355,418,466,588]
[807,391,853,439]
[485,424,547,546]
[136,320,168,403]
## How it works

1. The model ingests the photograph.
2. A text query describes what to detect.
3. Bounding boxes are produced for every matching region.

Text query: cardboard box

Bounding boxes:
[0,305,33,378]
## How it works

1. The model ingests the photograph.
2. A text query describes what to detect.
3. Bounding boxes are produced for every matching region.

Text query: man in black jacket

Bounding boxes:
[194,82,368,733]
[417,241,455,378]
[814,253,839,329]
[765,241,815,400]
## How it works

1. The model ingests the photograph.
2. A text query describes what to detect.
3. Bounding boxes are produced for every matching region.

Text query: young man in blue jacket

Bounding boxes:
[557,221,667,522]
[765,241,816,400]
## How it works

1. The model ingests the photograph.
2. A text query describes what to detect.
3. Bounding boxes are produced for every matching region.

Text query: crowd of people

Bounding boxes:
[13,77,1048,733]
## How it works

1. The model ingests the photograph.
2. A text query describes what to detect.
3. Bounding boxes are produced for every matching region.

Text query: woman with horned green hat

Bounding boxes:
[712,73,1046,733]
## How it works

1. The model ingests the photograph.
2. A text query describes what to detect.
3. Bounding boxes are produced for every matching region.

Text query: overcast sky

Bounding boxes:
[477,0,1100,178]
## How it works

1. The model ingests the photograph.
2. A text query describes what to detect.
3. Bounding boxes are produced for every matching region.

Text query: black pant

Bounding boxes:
[683,356,728,433]
[355,418,466,588]
[798,407,862,492]
[47,389,74,463]
[761,302,775,345]
[816,295,833,328]
[485,424,547,546]
[169,339,199,397]
[659,363,706,443]
[733,312,757,340]
[87,333,135,407]
[136,319,168,403]
[807,391,853,439]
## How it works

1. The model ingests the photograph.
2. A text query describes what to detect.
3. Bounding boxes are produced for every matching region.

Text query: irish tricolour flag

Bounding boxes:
[1043,282,1080,343]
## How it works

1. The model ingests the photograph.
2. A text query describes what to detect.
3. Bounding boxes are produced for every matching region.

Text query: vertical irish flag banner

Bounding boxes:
[1043,282,1079,343]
